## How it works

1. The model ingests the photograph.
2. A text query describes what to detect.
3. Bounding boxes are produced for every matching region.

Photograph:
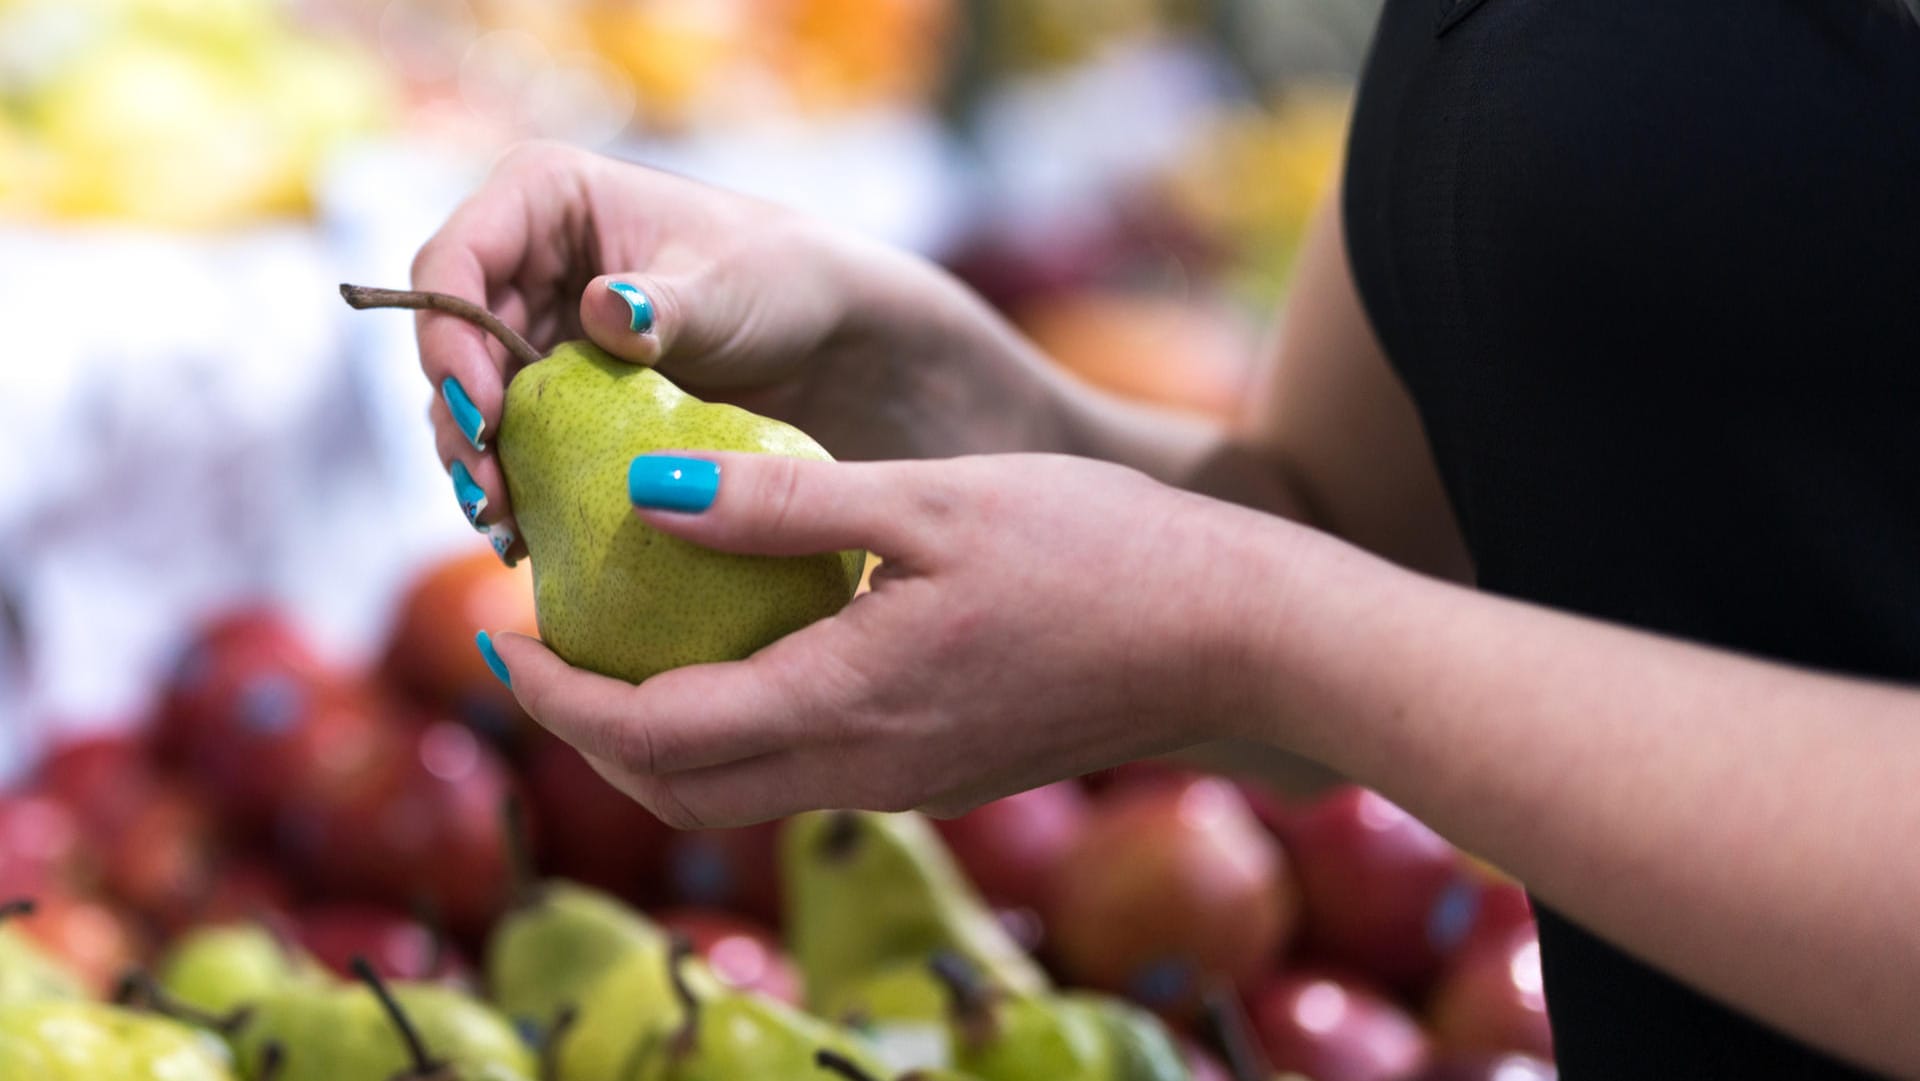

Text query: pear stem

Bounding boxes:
[540,1004,579,1081]
[818,812,864,861]
[1202,983,1273,1081]
[666,936,702,1060]
[928,951,1000,1050]
[814,1049,885,1081]
[351,956,447,1077]
[0,898,33,924]
[339,284,543,369]
[113,969,255,1036]
[257,1041,286,1081]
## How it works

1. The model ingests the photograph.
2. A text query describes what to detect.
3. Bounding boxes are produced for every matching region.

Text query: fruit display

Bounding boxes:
[0,553,1552,1077]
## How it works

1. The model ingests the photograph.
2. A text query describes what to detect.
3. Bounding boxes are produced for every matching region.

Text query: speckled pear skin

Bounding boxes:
[497,341,864,684]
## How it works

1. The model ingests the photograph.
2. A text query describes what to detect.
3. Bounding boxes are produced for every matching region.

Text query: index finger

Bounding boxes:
[409,150,566,436]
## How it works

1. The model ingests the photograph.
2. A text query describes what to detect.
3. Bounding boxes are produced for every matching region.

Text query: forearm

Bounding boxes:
[1233,528,1920,1074]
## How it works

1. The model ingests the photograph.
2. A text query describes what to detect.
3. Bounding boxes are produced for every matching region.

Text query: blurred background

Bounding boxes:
[0,0,1372,769]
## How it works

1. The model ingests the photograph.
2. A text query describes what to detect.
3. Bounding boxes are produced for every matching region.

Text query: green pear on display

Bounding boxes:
[782,812,1048,1013]
[159,923,329,1019]
[0,1000,236,1081]
[339,285,863,685]
[487,881,670,1041]
[630,946,890,1081]
[0,901,83,1005]
[820,961,954,1075]
[230,964,534,1081]
[1072,994,1190,1081]
[929,954,1115,1081]
[815,1047,982,1081]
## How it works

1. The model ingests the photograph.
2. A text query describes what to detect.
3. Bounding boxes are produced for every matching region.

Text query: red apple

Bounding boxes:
[162,859,299,935]
[1427,930,1553,1060]
[156,608,323,762]
[1279,787,1481,991]
[380,549,538,746]
[525,738,671,901]
[0,794,90,897]
[100,780,222,924]
[297,903,470,985]
[1413,1052,1556,1081]
[1460,884,1534,958]
[1046,777,1296,1014]
[1078,760,1198,796]
[655,908,801,1005]
[933,782,1088,911]
[1249,974,1430,1081]
[166,640,390,827]
[277,717,518,935]
[664,824,782,925]
[31,732,160,839]
[11,888,147,996]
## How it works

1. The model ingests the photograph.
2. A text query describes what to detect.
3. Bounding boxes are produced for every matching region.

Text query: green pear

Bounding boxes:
[820,961,954,1075]
[230,977,534,1081]
[1069,994,1189,1081]
[814,1047,984,1081]
[487,882,668,1042]
[0,902,83,1005]
[498,342,863,682]
[338,284,863,686]
[947,993,1114,1081]
[158,924,329,1020]
[782,812,1048,1013]
[628,949,888,1081]
[0,1000,236,1081]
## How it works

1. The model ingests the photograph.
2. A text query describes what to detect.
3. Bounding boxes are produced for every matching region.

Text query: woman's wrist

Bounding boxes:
[1195,505,1428,763]
[816,226,1084,457]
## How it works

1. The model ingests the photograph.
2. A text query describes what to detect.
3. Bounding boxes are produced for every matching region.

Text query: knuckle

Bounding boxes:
[758,457,807,538]
[608,715,662,775]
[647,781,706,831]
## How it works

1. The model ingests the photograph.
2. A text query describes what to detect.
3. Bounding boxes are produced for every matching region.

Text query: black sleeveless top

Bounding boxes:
[1342,1,1920,1077]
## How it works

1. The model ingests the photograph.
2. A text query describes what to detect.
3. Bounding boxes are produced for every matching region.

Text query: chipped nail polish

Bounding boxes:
[451,460,488,530]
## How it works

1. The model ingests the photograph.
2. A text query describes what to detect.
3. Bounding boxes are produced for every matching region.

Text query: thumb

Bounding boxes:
[626,451,941,563]
[580,273,686,366]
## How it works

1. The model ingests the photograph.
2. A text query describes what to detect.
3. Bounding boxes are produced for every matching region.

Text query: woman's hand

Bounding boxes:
[413,142,1071,563]
[480,452,1303,827]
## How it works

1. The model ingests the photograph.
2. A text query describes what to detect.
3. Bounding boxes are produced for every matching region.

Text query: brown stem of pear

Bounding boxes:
[503,793,546,910]
[113,969,253,1036]
[540,1004,579,1081]
[257,1041,286,1081]
[0,898,34,924]
[1202,982,1273,1081]
[666,936,703,1060]
[818,812,865,861]
[814,1049,885,1081]
[351,956,449,1079]
[338,284,543,369]
[928,951,1000,1050]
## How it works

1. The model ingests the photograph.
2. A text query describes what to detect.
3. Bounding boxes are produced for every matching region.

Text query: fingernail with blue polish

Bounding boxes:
[475,631,511,688]
[451,460,488,530]
[628,455,718,513]
[442,376,486,450]
[607,281,654,334]
[486,522,519,566]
